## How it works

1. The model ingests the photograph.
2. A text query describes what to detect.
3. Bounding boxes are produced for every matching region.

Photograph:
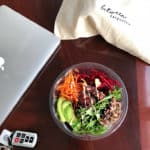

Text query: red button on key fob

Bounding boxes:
[15,137,20,143]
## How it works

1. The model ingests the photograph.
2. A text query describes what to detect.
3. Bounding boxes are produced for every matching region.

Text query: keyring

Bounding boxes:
[0,145,12,150]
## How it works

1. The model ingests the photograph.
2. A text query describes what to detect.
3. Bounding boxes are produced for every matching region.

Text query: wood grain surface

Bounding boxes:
[0,1,149,150]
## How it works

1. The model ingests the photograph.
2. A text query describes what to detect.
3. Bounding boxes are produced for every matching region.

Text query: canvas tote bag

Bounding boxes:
[55,0,150,64]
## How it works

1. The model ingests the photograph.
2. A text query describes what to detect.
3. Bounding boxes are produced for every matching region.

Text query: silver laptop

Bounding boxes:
[0,5,60,125]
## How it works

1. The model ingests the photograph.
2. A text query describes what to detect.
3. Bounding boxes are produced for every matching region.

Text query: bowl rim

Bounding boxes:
[49,62,128,140]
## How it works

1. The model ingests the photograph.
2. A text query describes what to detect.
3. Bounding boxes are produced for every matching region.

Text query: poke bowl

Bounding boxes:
[49,62,128,140]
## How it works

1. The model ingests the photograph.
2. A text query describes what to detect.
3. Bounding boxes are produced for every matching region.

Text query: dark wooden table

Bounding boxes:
[0,1,150,150]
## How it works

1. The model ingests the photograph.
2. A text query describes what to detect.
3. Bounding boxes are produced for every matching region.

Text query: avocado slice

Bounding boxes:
[56,97,66,122]
[63,104,73,123]
[62,100,72,111]
[57,97,78,126]
[62,101,73,123]
[62,101,77,125]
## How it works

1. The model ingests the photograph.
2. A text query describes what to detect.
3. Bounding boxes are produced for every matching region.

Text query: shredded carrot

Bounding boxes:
[56,71,82,102]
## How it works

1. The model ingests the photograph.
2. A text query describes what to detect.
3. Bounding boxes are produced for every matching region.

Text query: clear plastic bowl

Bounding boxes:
[49,62,128,140]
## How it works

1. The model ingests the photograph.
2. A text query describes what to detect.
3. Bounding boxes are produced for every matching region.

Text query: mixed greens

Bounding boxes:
[54,68,122,135]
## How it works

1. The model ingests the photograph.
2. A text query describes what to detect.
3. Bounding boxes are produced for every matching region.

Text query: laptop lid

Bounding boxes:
[0,5,60,125]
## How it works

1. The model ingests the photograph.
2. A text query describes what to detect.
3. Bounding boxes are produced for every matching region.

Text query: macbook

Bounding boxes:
[0,5,60,125]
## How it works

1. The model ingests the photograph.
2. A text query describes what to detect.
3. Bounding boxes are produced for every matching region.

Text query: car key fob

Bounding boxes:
[10,130,38,148]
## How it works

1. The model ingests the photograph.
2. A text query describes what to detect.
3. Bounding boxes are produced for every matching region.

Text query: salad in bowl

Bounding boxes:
[50,62,128,140]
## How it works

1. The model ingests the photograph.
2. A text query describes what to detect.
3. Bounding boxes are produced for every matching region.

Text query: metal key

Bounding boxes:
[0,132,13,150]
